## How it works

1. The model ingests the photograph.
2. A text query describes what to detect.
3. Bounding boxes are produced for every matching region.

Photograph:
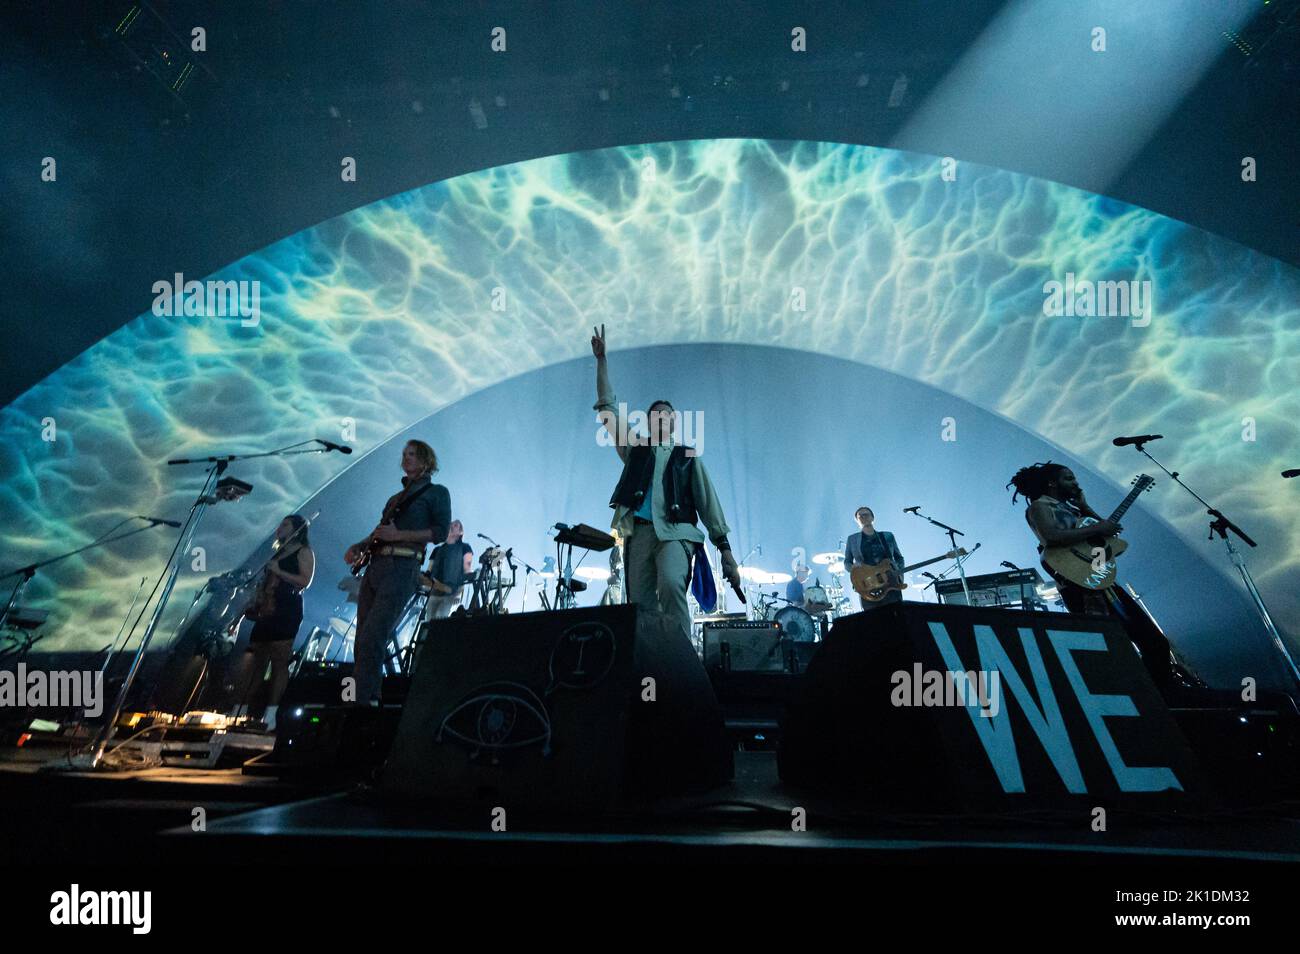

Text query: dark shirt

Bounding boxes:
[429,540,472,589]
[786,579,806,604]
[845,530,904,571]
[385,476,451,546]
[249,548,306,642]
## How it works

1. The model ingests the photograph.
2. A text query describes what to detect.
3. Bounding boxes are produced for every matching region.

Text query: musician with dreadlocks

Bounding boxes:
[1007,461,1173,687]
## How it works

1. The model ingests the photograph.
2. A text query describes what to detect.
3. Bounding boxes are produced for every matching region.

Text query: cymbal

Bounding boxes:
[572,566,610,581]
[738,566,772,582]
[811,551,842,565]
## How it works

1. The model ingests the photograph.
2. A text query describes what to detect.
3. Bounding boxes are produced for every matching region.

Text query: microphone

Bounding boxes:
[903,506,921,514]
[1000,560,1020,571]
[922,572,937,580]
[755,544,762,555]
[1112,434,1162,447]
[478,532,498,545]
[138,515,182,527]
[1283,469,1300,479]
[316,439,353,454]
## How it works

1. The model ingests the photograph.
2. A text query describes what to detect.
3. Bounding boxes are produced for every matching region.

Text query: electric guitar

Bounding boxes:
[851,548,968,602]
[1041,474,1154,590]
[349,478,433,577]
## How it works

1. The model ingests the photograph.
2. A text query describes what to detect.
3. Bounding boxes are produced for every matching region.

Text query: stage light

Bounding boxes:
[893,0,1259,194]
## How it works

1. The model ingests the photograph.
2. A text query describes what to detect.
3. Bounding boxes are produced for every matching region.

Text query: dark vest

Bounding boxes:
[609,445,698,526]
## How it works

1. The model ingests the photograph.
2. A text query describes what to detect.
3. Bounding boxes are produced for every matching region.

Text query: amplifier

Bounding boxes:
[703,620,785,672]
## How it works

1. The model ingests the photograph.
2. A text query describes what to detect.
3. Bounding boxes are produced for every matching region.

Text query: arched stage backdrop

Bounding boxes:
[1,139,1297,686]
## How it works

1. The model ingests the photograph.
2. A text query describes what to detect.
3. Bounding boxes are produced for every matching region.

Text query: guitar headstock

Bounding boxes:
[1131,474,1155,494]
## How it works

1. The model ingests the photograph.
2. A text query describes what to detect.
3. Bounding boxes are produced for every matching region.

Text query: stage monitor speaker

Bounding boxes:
[778,602,1207,811]
[382,605,732,813]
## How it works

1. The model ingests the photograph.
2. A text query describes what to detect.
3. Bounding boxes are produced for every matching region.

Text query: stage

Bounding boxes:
[5,0,1300,935]
[4,747,1300,866]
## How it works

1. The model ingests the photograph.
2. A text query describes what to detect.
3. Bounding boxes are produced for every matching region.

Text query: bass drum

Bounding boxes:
[774,605,818,643]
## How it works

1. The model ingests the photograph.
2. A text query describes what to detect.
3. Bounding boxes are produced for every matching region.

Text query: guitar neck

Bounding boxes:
[1107,485,1146,523]
[903,553,953,573]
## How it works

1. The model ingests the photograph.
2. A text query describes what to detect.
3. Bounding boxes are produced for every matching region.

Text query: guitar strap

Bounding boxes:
[382,479,434,524]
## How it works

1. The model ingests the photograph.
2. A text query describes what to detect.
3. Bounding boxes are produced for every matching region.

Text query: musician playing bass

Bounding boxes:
[344,440,450,706]
[1007,461,1172,686]
[844,506,904,611]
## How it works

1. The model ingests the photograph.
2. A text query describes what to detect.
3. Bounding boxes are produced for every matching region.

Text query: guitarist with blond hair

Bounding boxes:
[345,439,450,706]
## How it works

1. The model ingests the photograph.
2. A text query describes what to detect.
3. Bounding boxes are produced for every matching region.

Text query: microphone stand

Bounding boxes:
[1124,440,1300,689]
[921,544,982,604]
[0,519,173,634]
[75,439,339,770]
[906,509,972,604]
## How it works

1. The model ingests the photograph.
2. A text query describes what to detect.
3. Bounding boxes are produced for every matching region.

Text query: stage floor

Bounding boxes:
[6,746,1297,864]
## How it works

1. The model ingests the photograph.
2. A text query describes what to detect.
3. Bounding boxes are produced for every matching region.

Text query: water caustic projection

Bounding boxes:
[2,139,1298,648]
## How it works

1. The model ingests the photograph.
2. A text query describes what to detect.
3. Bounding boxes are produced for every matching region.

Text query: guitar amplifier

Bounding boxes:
[703,620,785,672]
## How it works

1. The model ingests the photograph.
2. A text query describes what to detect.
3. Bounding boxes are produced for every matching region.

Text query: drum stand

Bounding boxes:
[1126,441,1300,689]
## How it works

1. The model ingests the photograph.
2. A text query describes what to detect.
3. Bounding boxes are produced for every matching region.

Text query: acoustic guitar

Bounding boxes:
[1041,474,1154,590]
[851,548,968,602]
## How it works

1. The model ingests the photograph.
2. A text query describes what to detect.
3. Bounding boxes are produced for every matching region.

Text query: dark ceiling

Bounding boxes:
[4,0,1297,405]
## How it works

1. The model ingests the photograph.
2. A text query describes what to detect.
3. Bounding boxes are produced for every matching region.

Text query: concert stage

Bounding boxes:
[2,603,1297,870]
[6,1,1300,935]
[4,748,1300,867]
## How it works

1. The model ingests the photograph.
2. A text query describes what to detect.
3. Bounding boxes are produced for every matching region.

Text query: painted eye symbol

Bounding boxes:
[437,681,552,761]
[548,622,616,691]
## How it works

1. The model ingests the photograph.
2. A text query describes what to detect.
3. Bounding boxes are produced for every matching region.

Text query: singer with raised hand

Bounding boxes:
[590,324,741,643]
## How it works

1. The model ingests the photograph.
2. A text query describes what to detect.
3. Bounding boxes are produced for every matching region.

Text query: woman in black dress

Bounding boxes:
[241,514,315,728]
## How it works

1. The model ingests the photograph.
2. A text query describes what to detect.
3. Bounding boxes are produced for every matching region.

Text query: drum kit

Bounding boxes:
[727,549,855,644]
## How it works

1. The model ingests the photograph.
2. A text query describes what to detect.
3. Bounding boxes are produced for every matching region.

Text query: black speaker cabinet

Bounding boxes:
[382,605,732,813]
[779,602,1207,811]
